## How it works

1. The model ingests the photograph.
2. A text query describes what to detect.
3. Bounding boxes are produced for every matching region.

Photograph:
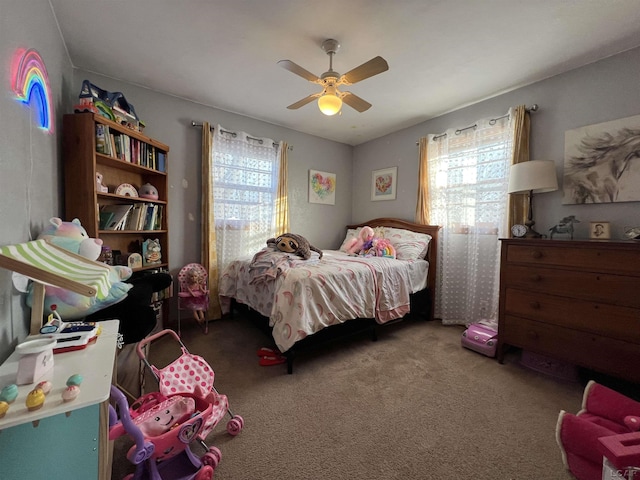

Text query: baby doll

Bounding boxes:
[183,268,208,323]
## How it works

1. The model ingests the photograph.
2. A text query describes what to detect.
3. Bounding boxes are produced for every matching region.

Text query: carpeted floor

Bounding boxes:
[111,314,588,480]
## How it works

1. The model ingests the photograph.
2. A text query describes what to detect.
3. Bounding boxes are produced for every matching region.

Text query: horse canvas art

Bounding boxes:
[563,114,640,204]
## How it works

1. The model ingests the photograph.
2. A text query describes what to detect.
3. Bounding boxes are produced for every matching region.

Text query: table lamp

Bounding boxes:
[507,160,558,238]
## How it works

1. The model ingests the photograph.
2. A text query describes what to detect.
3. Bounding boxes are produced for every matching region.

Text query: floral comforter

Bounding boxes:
[219,250,427,352]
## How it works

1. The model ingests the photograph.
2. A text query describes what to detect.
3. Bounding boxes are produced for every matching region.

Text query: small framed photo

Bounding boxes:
[371,166,398,201]
[590,221,610,239]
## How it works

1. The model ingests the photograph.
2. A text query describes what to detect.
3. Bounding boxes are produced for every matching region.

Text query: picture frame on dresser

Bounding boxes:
[590,221,610,239]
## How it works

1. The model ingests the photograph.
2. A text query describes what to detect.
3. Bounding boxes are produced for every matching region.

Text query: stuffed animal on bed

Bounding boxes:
[267,233,323,260]
[361,236,397,259]
[344,226,374,255]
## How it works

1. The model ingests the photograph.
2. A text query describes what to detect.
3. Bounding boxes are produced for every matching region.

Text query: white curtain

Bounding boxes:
[212,125,279,271]
[428,110,514,325]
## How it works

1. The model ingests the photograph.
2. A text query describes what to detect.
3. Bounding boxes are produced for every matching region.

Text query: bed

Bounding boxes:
[219,218,440,372]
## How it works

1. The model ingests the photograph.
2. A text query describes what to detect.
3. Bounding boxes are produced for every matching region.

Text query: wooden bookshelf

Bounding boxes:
[62,112,170,275]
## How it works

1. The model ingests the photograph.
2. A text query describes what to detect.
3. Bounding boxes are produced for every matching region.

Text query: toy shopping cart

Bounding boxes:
[109,329,244,480]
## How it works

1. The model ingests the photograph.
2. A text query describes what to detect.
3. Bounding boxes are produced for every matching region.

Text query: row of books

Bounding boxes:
[99,203,164,231]
[96,124,167,172]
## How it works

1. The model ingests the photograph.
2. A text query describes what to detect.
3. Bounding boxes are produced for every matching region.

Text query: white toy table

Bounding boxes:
[0,321,119,480]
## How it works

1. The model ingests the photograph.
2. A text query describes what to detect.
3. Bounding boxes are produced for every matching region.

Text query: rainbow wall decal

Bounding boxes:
[11,48,54,133]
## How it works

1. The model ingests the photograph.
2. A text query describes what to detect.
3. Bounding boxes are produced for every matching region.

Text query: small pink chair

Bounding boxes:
[556,381,640,480]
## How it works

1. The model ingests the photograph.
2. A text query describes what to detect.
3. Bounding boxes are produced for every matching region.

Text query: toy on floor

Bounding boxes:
[177,263,210,334]
[556,381,640,480]
[461,319,498,357]
[108,329,244,480]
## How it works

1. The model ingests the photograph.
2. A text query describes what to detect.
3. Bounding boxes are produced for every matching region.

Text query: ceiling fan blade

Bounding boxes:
[339,56,389,85]
[341,92,372,112]
[286,93,321,110]
[278,60,321,83]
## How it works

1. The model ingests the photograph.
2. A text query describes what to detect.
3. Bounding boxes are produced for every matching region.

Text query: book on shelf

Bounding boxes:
[143,204,158,230]
[99,211,115,230]
[109,132,117,159]
[96,124,113,156]
[154,205,164,230]
[95,124,106,154]
[124,203,144,231]
[157,152,166,172]
[100,204,133,230]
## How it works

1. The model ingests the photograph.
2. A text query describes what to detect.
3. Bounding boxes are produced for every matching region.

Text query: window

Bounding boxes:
[212,129,278,268]
[427,112,513,325]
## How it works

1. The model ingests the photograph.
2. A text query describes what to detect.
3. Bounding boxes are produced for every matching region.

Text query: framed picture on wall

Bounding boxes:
[309,169,336,205]
[371,167,397,201]
[589,221,610,239]
[563,114,640,204]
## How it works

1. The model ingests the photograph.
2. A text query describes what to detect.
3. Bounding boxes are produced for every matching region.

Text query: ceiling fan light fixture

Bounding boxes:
[318,93,342,116]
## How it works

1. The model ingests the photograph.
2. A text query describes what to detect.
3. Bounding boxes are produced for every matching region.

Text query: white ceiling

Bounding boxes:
[49,0,640,146]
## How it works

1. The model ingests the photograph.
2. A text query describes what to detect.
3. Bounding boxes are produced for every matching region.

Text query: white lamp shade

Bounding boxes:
[318,94,342,116]
[507,160,558,194]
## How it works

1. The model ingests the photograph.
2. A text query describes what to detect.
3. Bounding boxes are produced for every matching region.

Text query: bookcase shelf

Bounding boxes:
[62,112,170,277]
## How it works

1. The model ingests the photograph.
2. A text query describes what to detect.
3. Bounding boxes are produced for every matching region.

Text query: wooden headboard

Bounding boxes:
[346,218,440,320]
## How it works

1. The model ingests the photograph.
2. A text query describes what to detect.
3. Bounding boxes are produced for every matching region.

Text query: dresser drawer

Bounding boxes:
[502,264,640,309]
[503,288,640,343]
[504,242,640,275]
[501,316,640,382]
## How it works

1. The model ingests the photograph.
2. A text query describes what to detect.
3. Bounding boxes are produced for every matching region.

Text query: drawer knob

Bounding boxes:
[529,301,540,309]
[530,274,542,282]
[531,251,543,259]
[526,330,539,340]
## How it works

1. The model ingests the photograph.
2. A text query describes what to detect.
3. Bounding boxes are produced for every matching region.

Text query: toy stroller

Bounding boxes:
[108,329,244,480]
[177,263,210,335]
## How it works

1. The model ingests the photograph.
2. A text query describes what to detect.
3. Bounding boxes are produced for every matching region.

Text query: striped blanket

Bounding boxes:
[0,239,112,299]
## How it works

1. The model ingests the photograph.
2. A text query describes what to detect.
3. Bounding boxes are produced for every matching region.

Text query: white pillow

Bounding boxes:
[338,228,359,252]
[383,227,432,261]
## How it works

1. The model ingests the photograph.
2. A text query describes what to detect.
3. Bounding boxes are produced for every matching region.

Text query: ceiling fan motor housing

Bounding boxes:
[321,39,340,55]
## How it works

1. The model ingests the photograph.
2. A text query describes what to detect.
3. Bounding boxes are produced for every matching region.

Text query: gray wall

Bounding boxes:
[0,0,74,362]
[352,48,640,239]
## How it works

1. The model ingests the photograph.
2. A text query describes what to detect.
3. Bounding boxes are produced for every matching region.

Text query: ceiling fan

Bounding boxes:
[278,39,389,116]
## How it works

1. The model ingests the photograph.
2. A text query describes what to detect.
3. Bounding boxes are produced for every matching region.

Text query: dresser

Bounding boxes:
[497,238,640,383]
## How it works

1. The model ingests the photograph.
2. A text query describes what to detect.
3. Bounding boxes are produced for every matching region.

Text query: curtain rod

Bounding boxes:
[191,121,292,150]
[416,104,538,145]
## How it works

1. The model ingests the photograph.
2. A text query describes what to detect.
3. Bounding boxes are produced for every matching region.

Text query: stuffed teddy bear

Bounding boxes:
[27,217,133,320]
[344,226,374,255]
[556,381,640,480]
[26,217,172,344]
[266,233,323,260]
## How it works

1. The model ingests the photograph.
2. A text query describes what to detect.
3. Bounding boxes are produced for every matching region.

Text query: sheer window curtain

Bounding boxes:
[423,110,514,325]
[201,123,288,320]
